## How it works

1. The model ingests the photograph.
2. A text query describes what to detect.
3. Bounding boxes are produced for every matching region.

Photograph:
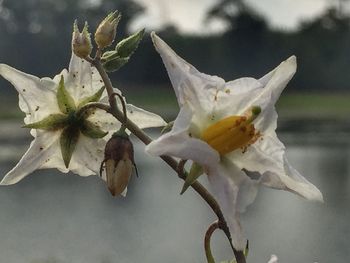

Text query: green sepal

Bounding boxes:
[57,75,76,114]
[80,120,108,139]
[102,56,129,72]
[77,86,105,109]
[112,127,128,139]
[23,114,68,131]
[101,50,119,62]
[60,126,80,168]
[244,240,249,258]
[116,28,145,58]
[180,162,204,195]
[161,121,174,134]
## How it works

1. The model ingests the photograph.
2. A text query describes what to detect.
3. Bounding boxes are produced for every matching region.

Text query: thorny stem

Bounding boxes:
[88,56,246,263]
[205,221,220,263]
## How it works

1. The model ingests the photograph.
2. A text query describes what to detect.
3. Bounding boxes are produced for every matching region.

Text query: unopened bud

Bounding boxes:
[72,20,92,58]
[95,11,121,49]
[100,129,137,197]
[116,28,145,58]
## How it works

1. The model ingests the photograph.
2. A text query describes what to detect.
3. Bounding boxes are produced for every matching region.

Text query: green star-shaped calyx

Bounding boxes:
[24,75,108,168]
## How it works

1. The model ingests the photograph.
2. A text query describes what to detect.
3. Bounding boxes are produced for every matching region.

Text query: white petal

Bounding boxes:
[207,161,258,250]
[65,53,104,102]
[146,106,219,171]
[213,77,263,120]
[69,135,106,176]
[259,56,296,104]
[0,131,61,185]
[94,87,165,131]
[0,64,59,124]
[146,132,219,172]
[251,56,297,132]
[126,104,166,129]
[151,32,225,116]
[87,109,121,134]
[229,133,323,201]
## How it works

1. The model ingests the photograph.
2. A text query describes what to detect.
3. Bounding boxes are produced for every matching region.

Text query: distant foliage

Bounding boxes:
[0,0,349,91]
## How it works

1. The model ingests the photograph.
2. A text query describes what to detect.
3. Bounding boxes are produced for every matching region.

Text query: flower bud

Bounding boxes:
[101,130,137,197]
[72,20,92,58]
[95,11,121,49]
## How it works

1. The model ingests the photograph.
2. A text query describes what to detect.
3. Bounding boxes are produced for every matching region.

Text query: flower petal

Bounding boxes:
[207,160,258,250]
[146,132,219,172]
[90,90,166,132]
[86,109,120,134]
[251,56,297,132]
[69,135,106,176]
[151,32,225,116]
[126,104,167,129]
[213,77,263,120]
[0,64,59,124]
[146,105,219,171]
[228,133,323,202]
[0,131,61,185]
[66,54,104,102]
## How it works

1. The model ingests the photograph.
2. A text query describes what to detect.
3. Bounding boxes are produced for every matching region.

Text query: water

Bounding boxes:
[0,121,349,263]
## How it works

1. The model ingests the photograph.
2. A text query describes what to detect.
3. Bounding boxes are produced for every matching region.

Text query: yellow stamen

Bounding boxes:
[201,107,261,155]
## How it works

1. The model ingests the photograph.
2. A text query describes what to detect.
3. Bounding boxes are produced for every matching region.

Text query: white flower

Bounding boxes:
[146,33,323,250]
[0,53,166,185]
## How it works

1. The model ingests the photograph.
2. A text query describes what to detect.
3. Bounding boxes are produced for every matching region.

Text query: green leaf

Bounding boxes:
[80,120,108,139]
[57,75,76,114]
[180,162,204,194]
[77,86,105,109]
[116,28,145,58]
[102,56,129,72]
[23,114,68,130]
[60,126,80,168]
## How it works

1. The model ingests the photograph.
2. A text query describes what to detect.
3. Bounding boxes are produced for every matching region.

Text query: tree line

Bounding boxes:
[0,0,349,92]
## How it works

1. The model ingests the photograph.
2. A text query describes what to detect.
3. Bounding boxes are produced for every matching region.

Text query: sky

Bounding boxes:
[130,0,349,34]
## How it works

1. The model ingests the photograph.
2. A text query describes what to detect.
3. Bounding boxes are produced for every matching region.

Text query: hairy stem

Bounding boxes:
[90,57,246,263]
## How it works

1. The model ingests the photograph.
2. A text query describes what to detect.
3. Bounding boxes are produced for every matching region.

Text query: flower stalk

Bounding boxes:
[87,54,246,263]
[205,221,220,263]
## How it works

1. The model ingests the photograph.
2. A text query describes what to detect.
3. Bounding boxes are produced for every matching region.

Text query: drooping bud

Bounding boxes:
[100,129,137,197]
[95,11,121,49]
[72,20,92,58]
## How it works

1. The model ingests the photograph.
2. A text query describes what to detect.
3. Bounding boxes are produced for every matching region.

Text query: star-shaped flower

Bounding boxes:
[146,33,323,250]
[0,53,166,185]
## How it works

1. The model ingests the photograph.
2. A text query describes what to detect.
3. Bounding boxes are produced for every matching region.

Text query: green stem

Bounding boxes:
[205,222,220,263]
[89,57,246,263]
[110,92,128,129]
[75,102,110,118]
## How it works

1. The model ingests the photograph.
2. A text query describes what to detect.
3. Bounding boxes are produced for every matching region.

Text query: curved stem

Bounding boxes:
[76,102,110,118]
[110,92,127,126]
[205,221,220,263]
[89,57,246,263]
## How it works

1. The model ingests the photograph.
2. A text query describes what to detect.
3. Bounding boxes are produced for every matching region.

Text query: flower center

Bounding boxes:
[201,107,261,155]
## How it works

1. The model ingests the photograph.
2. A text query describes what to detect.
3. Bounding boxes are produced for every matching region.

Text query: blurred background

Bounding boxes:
[0,0,349,262]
